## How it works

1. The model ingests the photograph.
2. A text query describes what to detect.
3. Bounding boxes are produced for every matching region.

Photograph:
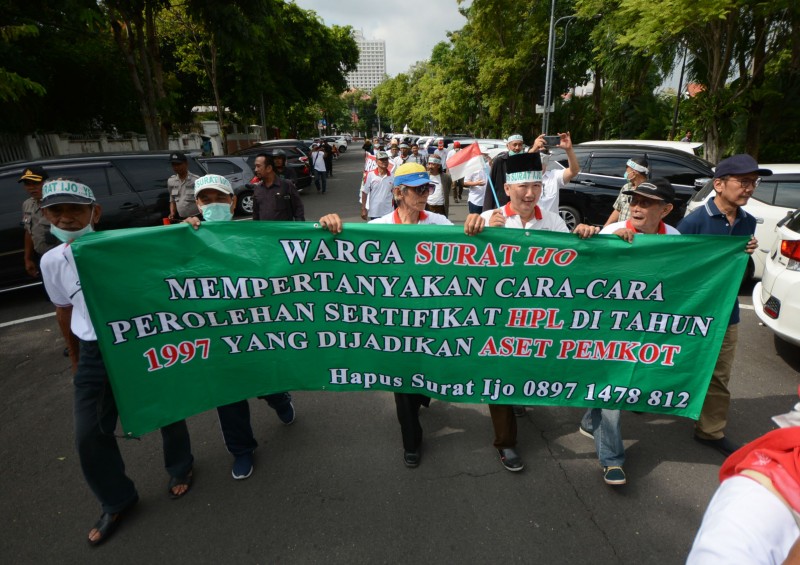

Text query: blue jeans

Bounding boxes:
[314,169,327,193]
[581,408,625,467]
[217,392,292,456]
[74,340,193,514]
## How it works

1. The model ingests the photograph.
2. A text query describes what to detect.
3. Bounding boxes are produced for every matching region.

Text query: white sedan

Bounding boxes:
[753,209,800,346]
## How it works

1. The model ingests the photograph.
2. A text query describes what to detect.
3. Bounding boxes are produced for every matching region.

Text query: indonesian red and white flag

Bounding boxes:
[446,142,484,180]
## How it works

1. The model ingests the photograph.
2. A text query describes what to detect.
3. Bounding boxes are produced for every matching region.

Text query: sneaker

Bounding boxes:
[693,435,740,457]
[579,424,594,439]
[512,405,526,417]
[403,451,421,468]
[276,401,295,425]
[232,453,253,480]
[498,448,524,472]
[603,466,626,485]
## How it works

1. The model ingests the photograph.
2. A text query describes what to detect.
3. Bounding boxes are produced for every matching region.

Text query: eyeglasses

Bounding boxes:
[725,177,761,190]
[407,184,432,195]
[628,196,661,208]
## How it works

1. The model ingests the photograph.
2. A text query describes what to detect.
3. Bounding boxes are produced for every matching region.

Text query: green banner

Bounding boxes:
[72,222,748,437]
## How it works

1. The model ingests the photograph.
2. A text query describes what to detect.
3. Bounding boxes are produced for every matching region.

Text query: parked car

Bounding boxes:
[231,144,312,192]
[245,138,313,156]
[580,139,705,156]
[752,208,800,346]
[550,143,714,229]
[685,164,800,280]
[320,136,348,153]
[0,151,212,291]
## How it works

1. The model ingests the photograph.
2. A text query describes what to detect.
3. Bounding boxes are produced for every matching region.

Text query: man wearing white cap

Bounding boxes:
[185,174,295,480]
[39,179,194,545]
[361,151,394,220]
[425,156,451,217]
[464,153,568,473]
[604,156,649,225]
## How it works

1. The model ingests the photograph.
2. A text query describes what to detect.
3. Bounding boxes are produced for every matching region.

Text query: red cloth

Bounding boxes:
[625,219,667,234]
[720,427,800,512]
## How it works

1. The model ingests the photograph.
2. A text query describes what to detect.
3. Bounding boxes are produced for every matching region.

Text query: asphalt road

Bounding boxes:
[1,147,799,564]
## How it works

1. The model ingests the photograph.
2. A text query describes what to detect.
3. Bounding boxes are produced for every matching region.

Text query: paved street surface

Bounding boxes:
[1,146,799,564]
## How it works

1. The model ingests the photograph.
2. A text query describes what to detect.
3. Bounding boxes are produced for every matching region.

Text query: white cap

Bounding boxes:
[194,174,234,196]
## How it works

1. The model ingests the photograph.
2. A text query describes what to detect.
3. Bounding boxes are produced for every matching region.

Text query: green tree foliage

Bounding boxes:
[0,24,46,102]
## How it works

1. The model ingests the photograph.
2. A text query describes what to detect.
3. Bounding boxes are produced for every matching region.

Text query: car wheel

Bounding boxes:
[559,206,581,231]
[236,191,254,216]
[339,144,347,153]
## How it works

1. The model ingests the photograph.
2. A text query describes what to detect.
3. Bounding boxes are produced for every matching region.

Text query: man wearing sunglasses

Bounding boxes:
[572,178,679,486]
[677,154,771,457]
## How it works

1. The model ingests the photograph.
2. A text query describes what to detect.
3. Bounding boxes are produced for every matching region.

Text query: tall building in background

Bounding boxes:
[347,30,386,93]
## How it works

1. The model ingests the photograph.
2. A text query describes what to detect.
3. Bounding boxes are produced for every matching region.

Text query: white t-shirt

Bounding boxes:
[311,150,326,172]
[538,169,565,214]
[369,209,453,225]
[466,169,487,207]
[479,202,569,232]
[687,476,800,565]
[601,220,680,235]
[427,174,445,206]
[361,171,394,218]
[41,243,97,341]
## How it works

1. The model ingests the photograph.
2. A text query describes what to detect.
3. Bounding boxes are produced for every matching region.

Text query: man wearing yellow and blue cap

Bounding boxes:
[40,179,194,546]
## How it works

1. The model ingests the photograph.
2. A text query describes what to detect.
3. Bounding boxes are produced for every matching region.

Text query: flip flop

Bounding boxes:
[168,469,193,499]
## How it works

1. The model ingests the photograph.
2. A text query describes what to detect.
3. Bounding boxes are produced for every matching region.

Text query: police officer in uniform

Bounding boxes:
[19,165,59,278]
[167,151,200,221]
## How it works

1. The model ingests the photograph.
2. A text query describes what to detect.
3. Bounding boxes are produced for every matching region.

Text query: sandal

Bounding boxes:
[88,497,137,546]
[168,469,193,499]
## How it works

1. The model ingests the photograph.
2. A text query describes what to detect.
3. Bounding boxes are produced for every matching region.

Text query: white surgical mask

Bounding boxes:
[200,203,233,222]
[49,210,95,243]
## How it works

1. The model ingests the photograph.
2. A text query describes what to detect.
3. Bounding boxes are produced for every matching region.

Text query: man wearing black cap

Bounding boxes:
[464,153,569,473]
[677,154,770,456]
[167,151,200,221]
[573,178,680,486]
[19,165,58,279]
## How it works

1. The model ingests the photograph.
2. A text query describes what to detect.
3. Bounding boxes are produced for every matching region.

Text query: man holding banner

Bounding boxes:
[189,173,297,480]
[464,152,569,472]
[573,178,680,486]
[40,179,195,546]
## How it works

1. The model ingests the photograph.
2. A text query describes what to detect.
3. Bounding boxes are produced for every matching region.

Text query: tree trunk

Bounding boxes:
[744,15,767,158]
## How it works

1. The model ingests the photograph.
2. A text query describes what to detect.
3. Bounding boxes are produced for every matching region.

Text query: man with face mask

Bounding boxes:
[40,179,195,546]
[188,174,337,479]
[604,156,649,226]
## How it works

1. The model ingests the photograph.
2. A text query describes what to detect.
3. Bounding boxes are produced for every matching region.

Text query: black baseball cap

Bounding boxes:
[169,151,188,163]
[623,177,675,203]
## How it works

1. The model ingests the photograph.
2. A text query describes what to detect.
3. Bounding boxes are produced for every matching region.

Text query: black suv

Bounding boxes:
[550,144,714,229]
[0,151,244,291]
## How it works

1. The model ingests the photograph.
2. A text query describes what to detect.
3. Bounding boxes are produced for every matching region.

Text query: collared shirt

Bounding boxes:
[479,202,569,232]
[601,220,680,235]
[252,177,305,221]
[22,197,58,255]
[407,153,427,166]
[361,170,394,217]
[677,198,756,325]
[611,181,634,221]
[168,172,200,218]
[41,243,96,341]
[369,209,452,225]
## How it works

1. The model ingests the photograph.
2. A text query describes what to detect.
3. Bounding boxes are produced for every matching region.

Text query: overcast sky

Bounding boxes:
[291,0,470,76]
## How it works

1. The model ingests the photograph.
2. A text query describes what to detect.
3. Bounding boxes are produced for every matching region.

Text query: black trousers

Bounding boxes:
[394,393,430,452]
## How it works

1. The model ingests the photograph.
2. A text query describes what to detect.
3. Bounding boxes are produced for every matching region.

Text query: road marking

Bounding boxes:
[0,312,56,328]
[740,303,754,310]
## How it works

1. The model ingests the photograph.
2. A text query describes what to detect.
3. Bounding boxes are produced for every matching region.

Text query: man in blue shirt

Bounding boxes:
[677,154,771,456]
